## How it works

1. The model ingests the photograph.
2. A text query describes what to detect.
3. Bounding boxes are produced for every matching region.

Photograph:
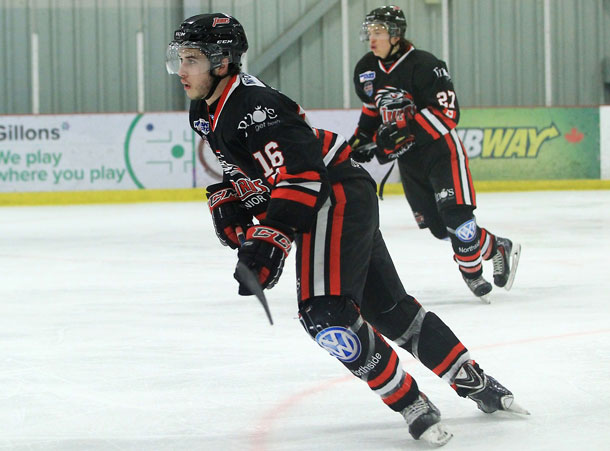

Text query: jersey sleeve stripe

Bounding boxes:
[414,112,441,140]
[430,107,457,130]
[275,171,321,183]
[322,134,345,166]
[362,104,379,117]
[321,129,334,154]
[330,143,352,166]
[276,180,322,192]
[271,187,318,207]
[420,108,449,135]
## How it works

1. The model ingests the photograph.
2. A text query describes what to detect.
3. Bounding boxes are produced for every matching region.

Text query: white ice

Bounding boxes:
[1,190,609,451]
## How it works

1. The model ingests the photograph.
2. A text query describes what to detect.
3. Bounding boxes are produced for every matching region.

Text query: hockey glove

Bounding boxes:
[235,222,293,295]
[206,182,253,249]
[376,112,415,160]
[348,129,378,163]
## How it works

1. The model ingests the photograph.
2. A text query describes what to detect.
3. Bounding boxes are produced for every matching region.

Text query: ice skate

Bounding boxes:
[462,274,492,303]
[492,237,521,290]
[401,393,453,446]
[454,360,530,415]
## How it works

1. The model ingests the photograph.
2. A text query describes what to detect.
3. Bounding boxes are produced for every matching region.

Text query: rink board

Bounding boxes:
[1,107,608,205]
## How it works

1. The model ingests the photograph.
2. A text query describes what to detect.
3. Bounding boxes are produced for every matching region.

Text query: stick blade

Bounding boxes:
[235,262,274,325]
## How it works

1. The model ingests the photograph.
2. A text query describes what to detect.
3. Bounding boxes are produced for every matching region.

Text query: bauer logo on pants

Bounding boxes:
[315,327,361,362]
[456,219,477,242]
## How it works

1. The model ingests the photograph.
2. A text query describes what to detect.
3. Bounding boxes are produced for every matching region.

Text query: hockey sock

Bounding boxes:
[365,296,472,385]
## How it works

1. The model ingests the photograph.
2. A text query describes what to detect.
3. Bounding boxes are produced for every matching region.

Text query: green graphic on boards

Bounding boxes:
[460,108,600,180]
[124,114,196,189]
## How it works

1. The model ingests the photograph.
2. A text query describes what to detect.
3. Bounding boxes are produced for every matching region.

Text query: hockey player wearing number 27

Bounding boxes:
[349,6,521,303]
[167,13,528,447]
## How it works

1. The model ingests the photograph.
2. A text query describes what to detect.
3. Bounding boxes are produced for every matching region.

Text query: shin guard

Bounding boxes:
[299,296,419,411]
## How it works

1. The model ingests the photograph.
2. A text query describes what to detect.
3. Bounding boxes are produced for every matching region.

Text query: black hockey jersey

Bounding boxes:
[190,72,371,233]
[353,46,460,149]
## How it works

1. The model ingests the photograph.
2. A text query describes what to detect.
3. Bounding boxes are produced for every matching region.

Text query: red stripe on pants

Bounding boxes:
[300,232,312,301]
[444,133,464,204]
[458,136,476,205]
[329,184,346,295]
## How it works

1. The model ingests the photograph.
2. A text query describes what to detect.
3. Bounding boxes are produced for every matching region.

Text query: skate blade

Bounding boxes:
[504,401,530,415]
[420,422,453,447]
[504,243,521,291]
[478,294,491,304]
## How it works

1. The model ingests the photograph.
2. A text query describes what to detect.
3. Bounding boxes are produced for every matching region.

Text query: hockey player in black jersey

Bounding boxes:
[166,13,527,447]
[349,6,521,302]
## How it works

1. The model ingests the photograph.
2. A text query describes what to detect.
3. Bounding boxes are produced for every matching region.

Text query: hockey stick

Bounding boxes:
[235,262,274,325]
[234,226,274,325]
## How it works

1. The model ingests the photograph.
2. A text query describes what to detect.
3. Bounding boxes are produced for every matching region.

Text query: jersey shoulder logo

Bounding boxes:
[359,70,376,83]
[433,65,452,81]
[193,118,210,135]
[240,73,266,87]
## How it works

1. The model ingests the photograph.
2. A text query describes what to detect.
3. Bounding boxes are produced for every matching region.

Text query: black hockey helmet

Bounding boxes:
[360,5,407,41]
[166,13,248,74]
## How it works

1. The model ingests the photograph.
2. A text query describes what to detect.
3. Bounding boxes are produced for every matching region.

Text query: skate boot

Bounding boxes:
[462,274,492,303]
[453,360,529,415]
[401,392,453,446]
[492,237,521,290]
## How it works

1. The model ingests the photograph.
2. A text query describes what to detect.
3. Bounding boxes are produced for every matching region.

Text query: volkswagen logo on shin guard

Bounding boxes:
[456,219,477,242]
[315,327,361,362]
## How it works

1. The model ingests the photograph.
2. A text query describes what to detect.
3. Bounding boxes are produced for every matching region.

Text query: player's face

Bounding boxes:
[367,24,399,58]
[177,48,213,100]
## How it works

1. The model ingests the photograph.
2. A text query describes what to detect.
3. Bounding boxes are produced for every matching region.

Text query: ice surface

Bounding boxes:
[1,190,609,450]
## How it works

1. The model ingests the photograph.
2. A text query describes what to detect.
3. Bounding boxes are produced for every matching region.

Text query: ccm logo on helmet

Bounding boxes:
[212,17,230,27]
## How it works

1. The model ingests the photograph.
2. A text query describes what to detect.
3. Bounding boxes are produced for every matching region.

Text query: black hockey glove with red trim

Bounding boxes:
[235,221,294,295]
[206,182,253,249]
[376,112,415,161]
[348,129,378,163]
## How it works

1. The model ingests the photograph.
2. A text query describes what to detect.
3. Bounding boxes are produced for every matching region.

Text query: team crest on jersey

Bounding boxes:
[456,219,477,242]
[374,87,416,123]
[315,326,361,362]
[193,118,210,135]
[240,73,266,87]
[364,81,374,97]
[359,71,376,83]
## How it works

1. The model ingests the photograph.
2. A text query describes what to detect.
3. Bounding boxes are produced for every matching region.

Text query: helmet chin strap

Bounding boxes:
[203,71,224,101]
[382,39,400,62]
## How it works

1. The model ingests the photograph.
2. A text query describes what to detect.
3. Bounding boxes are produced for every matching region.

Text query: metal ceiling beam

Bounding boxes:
[249,0,340,76]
